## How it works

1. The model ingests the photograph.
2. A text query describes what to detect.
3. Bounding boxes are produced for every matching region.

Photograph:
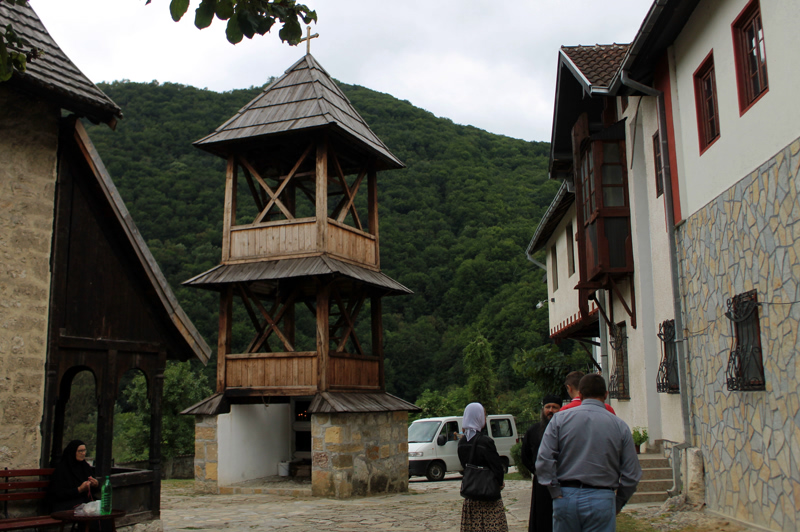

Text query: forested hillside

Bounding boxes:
[83,79,567,413]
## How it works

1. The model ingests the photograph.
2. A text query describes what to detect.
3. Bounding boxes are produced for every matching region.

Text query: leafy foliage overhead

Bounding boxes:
[159,0,317,45]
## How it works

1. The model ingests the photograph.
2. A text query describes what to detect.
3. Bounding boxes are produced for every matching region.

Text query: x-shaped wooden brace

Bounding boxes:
[238,143,314,224]
[329,285,366,355]
[330,152,366,230]
[238,284,297,353]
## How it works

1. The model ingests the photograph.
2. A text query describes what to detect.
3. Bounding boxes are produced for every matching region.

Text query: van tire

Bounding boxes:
[500,457,509,474]
[426,461,446,481]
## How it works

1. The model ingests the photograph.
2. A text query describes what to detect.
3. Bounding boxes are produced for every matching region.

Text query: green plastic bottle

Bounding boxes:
[100,475,112,515]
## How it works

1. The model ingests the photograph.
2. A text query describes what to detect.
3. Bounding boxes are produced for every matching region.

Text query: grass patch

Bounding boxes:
[616,513,659,532]
[503,472,526,481]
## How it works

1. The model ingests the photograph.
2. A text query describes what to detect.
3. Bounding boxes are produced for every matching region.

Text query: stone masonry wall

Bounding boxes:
[677,136,800,531]
[311,411,408,498]
[193,415,219,493]
[0,87,59,469]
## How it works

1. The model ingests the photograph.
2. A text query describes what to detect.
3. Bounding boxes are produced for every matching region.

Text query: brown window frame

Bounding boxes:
[577,139,632,281]
[550,245,559,292]
[732,0,768,114]
[653,132,664,198]
[693,51,721,154]
[566,223,575,277]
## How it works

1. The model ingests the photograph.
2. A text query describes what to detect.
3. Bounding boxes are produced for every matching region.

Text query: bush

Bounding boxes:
[510,441,531,479]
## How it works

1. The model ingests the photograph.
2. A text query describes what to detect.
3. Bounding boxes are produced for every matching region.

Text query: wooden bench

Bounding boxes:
[0,468,60,531]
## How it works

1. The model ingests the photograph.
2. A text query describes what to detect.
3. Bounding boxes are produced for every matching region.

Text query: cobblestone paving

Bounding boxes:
[161,478,757,531]
[162,476,530,531]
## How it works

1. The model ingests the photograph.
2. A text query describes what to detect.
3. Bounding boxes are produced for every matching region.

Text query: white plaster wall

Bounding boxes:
[217,403,292,486]
[671,0,800,219]
[630,97,686,443]
[545,205,582,331]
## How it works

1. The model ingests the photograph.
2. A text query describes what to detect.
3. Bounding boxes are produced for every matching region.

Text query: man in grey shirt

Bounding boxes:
[535,374,642,532]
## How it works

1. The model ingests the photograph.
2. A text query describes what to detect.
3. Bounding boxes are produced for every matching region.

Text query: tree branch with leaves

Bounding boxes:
[160,0,317,45]
[0,0,316,82]
[1,0,44,82]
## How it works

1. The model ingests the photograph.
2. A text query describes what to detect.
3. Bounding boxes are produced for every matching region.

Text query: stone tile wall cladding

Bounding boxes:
[677,136,800,532]
[311,411,409,498]
[193,415,219,493]
[0,88,59,469]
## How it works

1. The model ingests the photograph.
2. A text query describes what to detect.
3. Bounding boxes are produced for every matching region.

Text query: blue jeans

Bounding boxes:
[552,487,616,532]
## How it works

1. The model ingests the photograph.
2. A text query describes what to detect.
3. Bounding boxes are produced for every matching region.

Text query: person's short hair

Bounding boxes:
[564,370,585,390]
[578,374,606,399]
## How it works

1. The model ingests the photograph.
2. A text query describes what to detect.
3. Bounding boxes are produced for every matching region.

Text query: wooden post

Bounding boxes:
[316,282,330,391]
[222,156,237,262]
[50,393,67,466]
[371,295,384,391]
[95,350,117,478]
[149,352,167,517]
[217,286,233,392]
[368,163,379,268]
[316,137,328,251]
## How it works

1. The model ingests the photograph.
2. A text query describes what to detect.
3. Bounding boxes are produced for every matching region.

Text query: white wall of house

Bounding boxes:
[545,205,584,335]
[614,96,685,443]
[671,0,800,219]
[217,403,292,486]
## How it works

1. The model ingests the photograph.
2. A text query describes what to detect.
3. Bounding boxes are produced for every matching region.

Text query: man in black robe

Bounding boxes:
[521,394,562,532]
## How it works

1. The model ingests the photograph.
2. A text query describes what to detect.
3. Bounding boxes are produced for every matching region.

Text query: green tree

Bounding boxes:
[462,333,498,414]
[114,361,211,461]
[512,343,593,398]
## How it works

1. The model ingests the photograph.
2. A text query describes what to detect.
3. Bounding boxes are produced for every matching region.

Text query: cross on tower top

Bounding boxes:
[298,25,319,55]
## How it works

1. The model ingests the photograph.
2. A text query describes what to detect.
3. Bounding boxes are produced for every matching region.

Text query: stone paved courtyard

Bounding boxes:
[160,476,755,531]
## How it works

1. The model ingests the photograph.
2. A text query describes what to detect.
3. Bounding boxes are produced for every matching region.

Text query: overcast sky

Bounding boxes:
[31,0,653,142]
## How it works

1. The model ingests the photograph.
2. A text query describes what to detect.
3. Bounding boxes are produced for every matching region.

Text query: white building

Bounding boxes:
[528,1,800,529]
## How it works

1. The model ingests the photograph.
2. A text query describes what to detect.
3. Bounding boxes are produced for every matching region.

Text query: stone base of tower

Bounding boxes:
[193,415,219,493]
[311,411,409,498]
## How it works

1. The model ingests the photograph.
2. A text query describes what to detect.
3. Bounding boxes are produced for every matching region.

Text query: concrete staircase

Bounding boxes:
[629,454,672,504]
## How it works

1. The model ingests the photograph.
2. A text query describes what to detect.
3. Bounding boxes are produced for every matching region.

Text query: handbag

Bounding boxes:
[460,435,502,501]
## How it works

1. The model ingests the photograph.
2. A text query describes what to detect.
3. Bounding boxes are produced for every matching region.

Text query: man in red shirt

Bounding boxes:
[559,371,616,414]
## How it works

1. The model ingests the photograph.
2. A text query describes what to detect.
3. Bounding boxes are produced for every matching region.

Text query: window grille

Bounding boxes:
[725,290,765,391]
[656,319,680,393]
[608,323,630,399]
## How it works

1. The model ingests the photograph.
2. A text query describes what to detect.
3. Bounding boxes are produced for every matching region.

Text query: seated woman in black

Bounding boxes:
[48,440,99,512]
[457,402,507,532]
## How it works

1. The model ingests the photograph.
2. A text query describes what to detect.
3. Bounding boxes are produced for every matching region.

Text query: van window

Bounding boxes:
[490,418,513,438]
[408,421,441,443]
[443,421,460,442]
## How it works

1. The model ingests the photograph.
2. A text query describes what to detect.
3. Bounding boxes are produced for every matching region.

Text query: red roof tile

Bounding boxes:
[561,44,630,88]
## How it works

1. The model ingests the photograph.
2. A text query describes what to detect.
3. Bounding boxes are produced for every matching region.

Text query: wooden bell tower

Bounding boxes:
[186,53,410,400]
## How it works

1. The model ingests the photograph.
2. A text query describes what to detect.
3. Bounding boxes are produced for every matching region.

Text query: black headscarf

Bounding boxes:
[48,440,97,510]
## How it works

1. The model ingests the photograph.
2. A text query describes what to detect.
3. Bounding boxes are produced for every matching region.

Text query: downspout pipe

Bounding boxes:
[526,253,547,271]
[620,69,693,447]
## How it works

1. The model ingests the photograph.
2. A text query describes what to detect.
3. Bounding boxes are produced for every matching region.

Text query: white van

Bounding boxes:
[407,415,518,481]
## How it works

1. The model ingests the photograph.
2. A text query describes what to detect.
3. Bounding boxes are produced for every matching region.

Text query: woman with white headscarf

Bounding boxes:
[457,402,508,532]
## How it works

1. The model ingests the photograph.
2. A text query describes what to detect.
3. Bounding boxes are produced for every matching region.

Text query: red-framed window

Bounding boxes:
[653,132,663,198]
[732,0,768,114]
[693,52,720,153]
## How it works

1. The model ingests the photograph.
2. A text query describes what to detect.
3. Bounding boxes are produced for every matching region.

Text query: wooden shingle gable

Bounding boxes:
[0,3,122,126]
[194,54,403,170]
[71,119,212,363]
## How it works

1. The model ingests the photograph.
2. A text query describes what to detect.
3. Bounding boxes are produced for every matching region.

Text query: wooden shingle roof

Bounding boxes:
[0,2,122,126]
[560,44,630,91]
[309,392,420,413]
[184,256,412,296]
[194,54,403,169]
